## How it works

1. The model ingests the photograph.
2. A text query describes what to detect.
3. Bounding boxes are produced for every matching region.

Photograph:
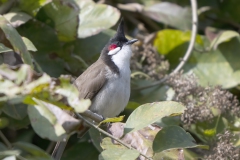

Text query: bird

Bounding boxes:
[52,19,138,160]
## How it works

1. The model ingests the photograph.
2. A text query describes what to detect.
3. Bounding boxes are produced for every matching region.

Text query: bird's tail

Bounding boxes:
[51,126,90,160]
[51,136,69,160]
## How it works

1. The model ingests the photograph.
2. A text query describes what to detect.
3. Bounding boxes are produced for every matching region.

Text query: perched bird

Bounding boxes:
[52,19,137,160]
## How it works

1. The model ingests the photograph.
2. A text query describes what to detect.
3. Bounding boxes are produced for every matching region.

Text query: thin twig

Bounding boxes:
[0,0,16,14]
[0,131,12,149]
[46,141,56,154]
[81,110,104,123]
[134,0,198,90]
[72,54,89,69]
[75,113,152,160]
[16,155,28,160]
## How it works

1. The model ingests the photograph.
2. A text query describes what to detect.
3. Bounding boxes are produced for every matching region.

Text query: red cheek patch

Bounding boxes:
[108,44,117,51]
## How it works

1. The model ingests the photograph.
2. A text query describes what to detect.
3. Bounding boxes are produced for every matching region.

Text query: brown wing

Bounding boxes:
[74,60,107,100]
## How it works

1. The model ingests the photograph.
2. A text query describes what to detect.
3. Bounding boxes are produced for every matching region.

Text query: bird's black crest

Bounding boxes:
[100,18,129,74]
[110,18,128,43]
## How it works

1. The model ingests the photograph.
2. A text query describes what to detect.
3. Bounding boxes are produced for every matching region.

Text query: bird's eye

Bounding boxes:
[108,44,117,51]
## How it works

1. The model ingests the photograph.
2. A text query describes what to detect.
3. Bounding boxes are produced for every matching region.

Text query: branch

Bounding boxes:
[134,0,198,90]
[0,131,12,149]
[75,113,153,160]
[81,110,104,123]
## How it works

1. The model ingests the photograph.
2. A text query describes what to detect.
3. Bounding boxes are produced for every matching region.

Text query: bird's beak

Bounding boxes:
[125,39,138,45]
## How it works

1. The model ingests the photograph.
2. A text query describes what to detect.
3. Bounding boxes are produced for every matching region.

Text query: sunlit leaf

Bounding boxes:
[124,101,186,133]
[3,12,32,27]
[77,0,120,38]
[99,148,139,160]
[28,98,66,141]
[210,30,239,50]
[153,149,184,160]
[154,29,203,55]
[144,2,191,30]
[99,115,125,126]
[22,37,37,52]
[186,37,240,88]
[100,137,126,150]
[0,150,20,160]
[37,0,80,41]
[19,0,50,16]
[55,77,90,113]
[2,155,16,160]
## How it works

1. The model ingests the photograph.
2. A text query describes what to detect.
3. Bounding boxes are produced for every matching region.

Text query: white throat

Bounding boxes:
[111,45,132,70]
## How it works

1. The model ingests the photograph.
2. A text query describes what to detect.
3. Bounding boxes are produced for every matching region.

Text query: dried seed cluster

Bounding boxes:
[131,44,169,80]
[166,72,240,127]
[204,130,240,160]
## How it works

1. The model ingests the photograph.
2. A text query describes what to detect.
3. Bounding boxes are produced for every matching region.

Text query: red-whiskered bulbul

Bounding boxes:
[52,19,137,160]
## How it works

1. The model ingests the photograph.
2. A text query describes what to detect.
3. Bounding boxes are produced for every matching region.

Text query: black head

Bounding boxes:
[100,19,138,74]
[102,19,128,55]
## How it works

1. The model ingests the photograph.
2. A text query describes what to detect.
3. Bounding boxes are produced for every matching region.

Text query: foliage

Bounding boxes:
[0,0,240,160]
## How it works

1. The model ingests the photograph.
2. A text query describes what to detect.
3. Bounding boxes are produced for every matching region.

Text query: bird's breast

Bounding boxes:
[89,66,131,118]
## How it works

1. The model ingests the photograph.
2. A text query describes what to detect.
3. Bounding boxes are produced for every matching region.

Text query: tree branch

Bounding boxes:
[134,0,198,90]
[0,131,12,149]
[75,113,153,160]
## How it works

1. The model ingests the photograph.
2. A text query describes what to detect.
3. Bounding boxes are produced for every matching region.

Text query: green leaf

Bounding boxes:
[18,0,50,16]
[0,117,9,129]
[153,126,209,153]
[124,101,186,133]
[2,156,16,160]
[144,2,191,30]
[77,0,120,38]
[37,0,80,42]
[153,29,203,55]
[186,37,240,88]
[17,20,61,52]
[2,103,27,120]
[189,116,228,143]
[153,149,182,160]
[3,113,30,130]
[3,12,32,27]
[22,37,37,52]
[100,137,125,150]
[0,16,33,68]
[131,79,168,104]
[210,30,239,50]
[220,0,240,23]
[13,142,53,160]
[99,148,139,160]
[28,98,66,141]
[89,128,103,152]
[55,77,90,113]
[0,43,12,53]
[62,142,99,160]
[64,29,115,74]
[0,150,20,159]
[99,116,125,126]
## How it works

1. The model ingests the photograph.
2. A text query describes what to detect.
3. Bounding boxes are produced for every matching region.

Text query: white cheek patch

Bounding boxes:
[108,47,120,55]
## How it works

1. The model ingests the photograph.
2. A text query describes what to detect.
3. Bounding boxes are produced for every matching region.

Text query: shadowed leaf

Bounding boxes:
[153,125,208,153]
